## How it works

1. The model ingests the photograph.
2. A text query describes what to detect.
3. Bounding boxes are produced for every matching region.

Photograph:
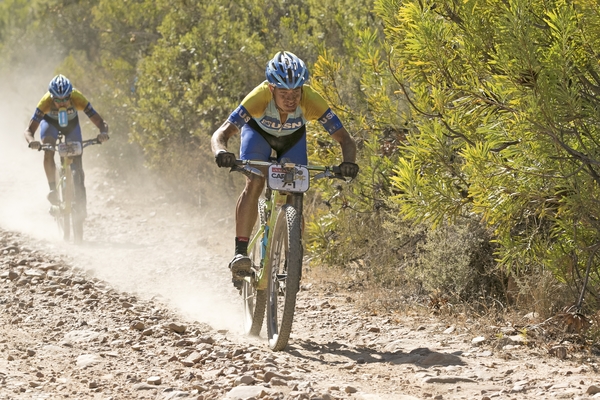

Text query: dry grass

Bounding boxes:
[302,203,600,358]
[303,260,600,356]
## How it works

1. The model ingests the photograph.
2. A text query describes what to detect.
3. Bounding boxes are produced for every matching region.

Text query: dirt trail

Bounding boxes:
[1,163,600,400]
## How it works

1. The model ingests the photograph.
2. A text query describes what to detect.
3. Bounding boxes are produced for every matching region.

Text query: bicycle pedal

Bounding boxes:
[229,254,252,278]
[231,270,252,280]
[231,278,243,293]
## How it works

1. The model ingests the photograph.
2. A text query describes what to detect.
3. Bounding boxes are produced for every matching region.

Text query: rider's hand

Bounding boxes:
[215,151,236,168]
[338,161,359,179]
[28,141,41,150]
[97,132,110,143]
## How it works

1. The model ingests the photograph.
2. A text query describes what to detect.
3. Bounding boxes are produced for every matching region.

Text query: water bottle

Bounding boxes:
[58,107,68,127]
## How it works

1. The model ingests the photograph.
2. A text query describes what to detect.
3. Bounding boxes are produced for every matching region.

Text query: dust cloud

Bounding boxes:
[0,64,245,334]
[0,64,57,239]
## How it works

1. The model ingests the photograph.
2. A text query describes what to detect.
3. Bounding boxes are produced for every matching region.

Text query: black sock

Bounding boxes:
[235,237,249,256]
[49,182,56,191]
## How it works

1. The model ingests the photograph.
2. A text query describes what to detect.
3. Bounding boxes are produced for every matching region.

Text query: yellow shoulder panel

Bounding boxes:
[36,93,54,114]
[70,89,90,111]
[300,86,329,121]
[240,81,272,117]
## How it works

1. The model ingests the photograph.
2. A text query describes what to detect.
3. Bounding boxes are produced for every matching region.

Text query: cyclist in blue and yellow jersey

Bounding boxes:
[24,75,109,214]
[211,51,358,289]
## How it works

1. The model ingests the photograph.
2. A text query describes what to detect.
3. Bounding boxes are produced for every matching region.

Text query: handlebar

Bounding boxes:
[38,136,104,152]
[232,159,345,181]
[82,138,102,149]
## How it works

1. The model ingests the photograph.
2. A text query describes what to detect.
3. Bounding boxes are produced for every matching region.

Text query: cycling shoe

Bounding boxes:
[49,205,60,217]
[228,254,252,279]
[47,190,59,205]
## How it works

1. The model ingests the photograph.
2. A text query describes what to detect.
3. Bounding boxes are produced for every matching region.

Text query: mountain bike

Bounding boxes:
[40,134,103,245]
[233,159,346,351]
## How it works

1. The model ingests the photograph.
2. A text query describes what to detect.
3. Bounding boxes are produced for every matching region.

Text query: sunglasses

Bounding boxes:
[52,96,71,103]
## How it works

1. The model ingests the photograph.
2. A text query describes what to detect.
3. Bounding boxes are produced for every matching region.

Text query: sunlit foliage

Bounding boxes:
[378,0,600,302]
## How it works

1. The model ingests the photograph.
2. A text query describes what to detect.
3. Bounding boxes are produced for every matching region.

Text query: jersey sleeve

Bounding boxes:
[301,86,344,134]
[239,81,272,118]
[226,105,252,129]
[33,93,53,121]
[71,90,98,117]
[299,86,330,121]
[317,108,344,134]
[226,82,272,129]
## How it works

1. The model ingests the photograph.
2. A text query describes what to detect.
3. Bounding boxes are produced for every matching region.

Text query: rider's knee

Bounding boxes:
[43,152,55,162]
[245,175,265,192]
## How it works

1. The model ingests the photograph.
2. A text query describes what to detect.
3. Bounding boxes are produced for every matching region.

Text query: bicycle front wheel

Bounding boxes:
[71,168,86,245]
[57,171,71,241]
[266,203,303,351]
[243,198,267,337]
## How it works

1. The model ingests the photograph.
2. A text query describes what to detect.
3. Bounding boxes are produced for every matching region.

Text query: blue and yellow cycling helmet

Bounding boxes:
[48,74,73,99]
[265,51,309,89]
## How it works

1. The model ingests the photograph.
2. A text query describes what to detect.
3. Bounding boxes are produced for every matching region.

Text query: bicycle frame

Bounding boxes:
[248,188,287,291]
[241,160,338,288]
[235,159,344,349]
[41,134,101,243]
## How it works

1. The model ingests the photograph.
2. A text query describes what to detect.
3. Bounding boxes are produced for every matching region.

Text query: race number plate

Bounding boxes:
[57,142,82,157]
[267,165,310,193]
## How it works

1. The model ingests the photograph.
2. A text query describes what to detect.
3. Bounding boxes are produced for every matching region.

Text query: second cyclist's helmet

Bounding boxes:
[48,74,73,99]
[265,51,309,89]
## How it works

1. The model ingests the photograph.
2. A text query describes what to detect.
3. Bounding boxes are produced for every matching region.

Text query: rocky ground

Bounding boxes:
[1,166,600,400]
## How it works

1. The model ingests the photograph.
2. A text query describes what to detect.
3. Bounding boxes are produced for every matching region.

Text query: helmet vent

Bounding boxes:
[265,51,308,90]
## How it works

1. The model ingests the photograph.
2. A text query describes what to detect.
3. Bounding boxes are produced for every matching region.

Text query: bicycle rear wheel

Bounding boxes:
[243,198,267,336]
[72,209,84,245]
[266,202,303,351]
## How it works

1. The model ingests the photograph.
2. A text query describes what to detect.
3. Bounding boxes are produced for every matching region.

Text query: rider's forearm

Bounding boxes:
[99,120,109,133]
[341,140,357,163]
[331,127,357,163]
[24,129,35,143]
[24,119,40,144]
[211,135,229,154]
[211,122,237,155]
[90,114,109,133]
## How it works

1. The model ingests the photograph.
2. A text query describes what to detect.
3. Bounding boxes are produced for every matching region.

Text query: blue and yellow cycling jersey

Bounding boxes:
[32,89,97,123]
[227,81,343,137]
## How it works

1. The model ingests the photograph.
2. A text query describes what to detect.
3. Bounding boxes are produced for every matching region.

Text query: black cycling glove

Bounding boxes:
[338,162,359,178]
[215,151,236,168]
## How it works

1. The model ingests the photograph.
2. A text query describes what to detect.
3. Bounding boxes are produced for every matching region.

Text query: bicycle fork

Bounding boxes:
[254,190,278,291]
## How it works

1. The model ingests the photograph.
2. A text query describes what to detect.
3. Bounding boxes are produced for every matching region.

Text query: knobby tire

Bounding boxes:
[72,169,85,245]
[266,203,302,351]
[58,166,71,242]
[72,209,84,245]
[52,168,64,239]
[243,199,267,336]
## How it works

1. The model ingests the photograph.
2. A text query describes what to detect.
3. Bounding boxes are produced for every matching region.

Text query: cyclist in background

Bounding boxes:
[211,51,358,290]
[24,74,109,216]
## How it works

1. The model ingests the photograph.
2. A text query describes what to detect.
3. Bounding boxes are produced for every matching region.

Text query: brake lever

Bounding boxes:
[230,164,264,178]
[314,166,346,181]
